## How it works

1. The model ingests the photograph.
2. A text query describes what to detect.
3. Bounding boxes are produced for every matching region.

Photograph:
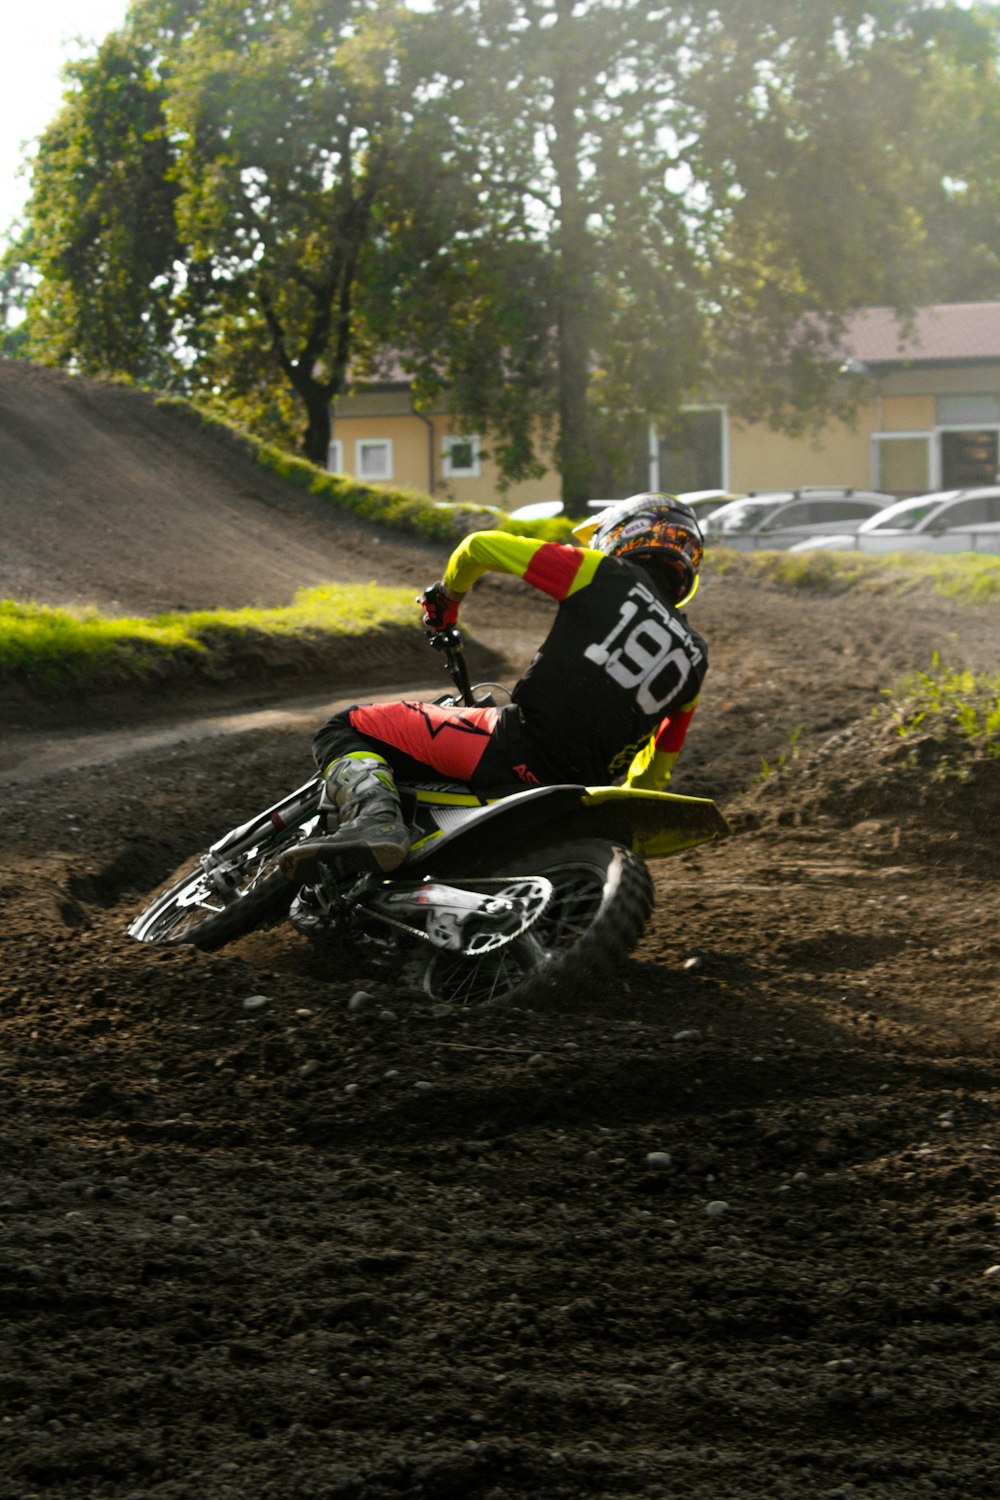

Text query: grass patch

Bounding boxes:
[708,544,1000,607]
[884,655,1000,756]
[753,723,807,785]
[155,395,582,546]
[0,584,417,690]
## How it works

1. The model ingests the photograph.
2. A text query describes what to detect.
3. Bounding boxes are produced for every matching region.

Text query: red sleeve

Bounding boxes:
[523,542,588,600]
[444,531,602,599]
[653,706,696,756]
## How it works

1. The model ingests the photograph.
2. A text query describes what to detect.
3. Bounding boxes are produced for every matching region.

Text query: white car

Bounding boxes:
[703,488,892,551]
[788,487,1000,554]
[581,490,736,520]
[676,489,739,521]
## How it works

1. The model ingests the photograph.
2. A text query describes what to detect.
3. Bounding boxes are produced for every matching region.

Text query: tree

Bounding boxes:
[138,0,410,461]
[12,0,1000,495]
[14,0,450,464]
[0,258,33,358]
[903,5,1000,302]
[375,0,705,503]
[673,0,998,430]
[383,0,1000,502]
[13,30,182,382]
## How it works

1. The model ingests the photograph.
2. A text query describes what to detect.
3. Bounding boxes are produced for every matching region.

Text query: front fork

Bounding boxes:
[198,775,324,895]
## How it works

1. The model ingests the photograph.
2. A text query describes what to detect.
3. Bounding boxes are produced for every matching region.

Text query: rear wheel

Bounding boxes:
[411,838,653,1006]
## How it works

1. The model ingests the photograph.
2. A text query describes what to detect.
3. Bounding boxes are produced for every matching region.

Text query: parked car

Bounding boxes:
[583,490,738,518]
[787,486,1000,554]
[676,489,739,521]
[506,499,565,521]
[703,488,892,550]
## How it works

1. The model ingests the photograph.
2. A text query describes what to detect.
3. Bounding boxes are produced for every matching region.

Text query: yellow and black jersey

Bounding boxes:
[444,531,708,789]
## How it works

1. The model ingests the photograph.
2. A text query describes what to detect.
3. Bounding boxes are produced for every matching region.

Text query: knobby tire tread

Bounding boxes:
[510,840,654,1008]
[416,838,654,1007]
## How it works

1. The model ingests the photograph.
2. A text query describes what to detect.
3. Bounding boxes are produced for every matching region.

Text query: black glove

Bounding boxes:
[419,582,462,632]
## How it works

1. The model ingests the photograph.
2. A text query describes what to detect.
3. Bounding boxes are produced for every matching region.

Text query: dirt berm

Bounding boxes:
[2,364,999,1499]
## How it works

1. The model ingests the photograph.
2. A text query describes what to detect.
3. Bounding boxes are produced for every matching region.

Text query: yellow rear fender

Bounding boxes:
[580,786,731,858]
[405,781,729,874]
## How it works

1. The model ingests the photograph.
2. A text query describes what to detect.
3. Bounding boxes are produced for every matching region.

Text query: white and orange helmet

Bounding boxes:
[573,493,704,606]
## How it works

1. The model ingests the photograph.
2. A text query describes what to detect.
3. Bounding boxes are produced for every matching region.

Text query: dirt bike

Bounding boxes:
[128,628,729,1005]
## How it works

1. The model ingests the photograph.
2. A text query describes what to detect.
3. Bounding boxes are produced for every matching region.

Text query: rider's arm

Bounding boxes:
[624,697,700,790]
[443,531,603,602]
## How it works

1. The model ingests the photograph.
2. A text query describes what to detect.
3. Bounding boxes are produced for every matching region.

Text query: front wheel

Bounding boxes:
[410,838,653,1007]
[128,835,296,951]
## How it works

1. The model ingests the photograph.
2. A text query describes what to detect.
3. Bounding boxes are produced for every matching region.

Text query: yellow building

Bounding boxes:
[329,387,559,510]
[727,303,1000,497]
[330,303,1000,505]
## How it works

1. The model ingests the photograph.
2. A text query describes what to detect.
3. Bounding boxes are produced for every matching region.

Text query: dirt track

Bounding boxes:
[2,367,1000,1498]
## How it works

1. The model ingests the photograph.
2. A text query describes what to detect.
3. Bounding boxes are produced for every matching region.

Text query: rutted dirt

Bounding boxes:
[2,367,1000,1499]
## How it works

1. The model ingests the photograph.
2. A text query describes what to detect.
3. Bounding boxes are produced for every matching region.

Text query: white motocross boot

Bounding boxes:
[280,755,411,883]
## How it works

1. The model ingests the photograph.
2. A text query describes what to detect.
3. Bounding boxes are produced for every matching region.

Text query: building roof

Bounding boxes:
[843,302,1000,365]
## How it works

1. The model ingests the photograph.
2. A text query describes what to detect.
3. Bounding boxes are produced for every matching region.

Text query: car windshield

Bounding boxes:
[861,495,955,533]
[706,500,781,534]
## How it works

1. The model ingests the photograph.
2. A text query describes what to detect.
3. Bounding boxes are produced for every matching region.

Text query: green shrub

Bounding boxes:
[885,655,1000,754]
[706,543,1000,607]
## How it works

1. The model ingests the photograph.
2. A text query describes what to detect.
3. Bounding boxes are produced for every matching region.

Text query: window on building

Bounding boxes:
[327,439,344,473]
[936,395,1000,425]
[940,430,999,488]
[442,435,481,478]
[356,439,393,481]
[658,409,725,492]
[873,434,931,494]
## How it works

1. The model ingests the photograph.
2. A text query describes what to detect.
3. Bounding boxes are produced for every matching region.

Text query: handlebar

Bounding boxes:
[426,625,475,707]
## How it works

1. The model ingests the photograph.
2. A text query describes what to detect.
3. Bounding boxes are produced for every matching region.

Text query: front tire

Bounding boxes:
[129,839,295,951]
[411,838,653,1007]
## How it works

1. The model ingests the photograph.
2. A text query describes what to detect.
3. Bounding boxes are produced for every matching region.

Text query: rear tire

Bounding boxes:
[411,838,653,1007]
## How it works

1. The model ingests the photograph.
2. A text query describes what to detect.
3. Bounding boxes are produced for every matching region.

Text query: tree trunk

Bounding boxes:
[555,276,593,507]
[259,282,338,468]
[300,379,333,466]
[550,0,594,509]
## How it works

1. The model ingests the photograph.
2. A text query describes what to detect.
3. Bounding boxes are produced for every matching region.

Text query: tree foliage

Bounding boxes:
[905,5,1000,302]
[135,0,414,461]
[13,30,181,382]
[393,0,1000,498]
[14,0,445,463]
[678,1,1000,429]
[373,0,708,500]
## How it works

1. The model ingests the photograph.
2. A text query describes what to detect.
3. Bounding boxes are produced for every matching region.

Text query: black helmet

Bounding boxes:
[574,493,704,605]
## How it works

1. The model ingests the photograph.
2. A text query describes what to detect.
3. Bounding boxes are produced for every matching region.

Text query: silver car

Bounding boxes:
[703,488,892,550]
[581,490,737,521]
[788,487,1000,553]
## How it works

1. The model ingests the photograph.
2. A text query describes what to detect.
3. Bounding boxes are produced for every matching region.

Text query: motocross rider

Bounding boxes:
[281,493,708,882]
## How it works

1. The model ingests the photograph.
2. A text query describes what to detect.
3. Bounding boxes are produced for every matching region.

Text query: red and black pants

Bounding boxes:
[313,701,555,791]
